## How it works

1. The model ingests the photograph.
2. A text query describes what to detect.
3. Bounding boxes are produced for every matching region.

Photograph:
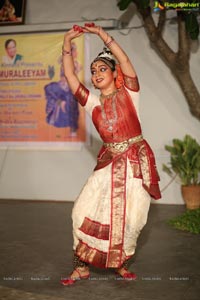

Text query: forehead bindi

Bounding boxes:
[91,62,108,71]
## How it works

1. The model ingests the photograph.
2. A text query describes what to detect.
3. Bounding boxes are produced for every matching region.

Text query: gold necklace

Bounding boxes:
[100,90,118,132]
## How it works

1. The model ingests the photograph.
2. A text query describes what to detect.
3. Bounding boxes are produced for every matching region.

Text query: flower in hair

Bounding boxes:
[97,47,115,61]
[91,48,116,71]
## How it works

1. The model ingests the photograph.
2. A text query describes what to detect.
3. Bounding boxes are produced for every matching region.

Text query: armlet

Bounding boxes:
[124,74,140,92]
[74,83,89,106]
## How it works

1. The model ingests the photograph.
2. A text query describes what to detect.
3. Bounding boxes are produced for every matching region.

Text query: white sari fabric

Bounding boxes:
[72,76,160,269]
[72,159,151,269]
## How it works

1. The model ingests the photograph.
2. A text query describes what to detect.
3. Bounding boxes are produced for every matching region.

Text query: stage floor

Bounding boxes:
[0,201,199,300]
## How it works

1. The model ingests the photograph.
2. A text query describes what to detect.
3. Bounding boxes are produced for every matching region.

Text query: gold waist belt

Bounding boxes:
[103,135,143,152]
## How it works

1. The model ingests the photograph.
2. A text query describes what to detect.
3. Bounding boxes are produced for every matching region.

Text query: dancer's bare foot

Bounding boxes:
[115,267,137,280]
[70,266,90,279]
[60,266,90,286]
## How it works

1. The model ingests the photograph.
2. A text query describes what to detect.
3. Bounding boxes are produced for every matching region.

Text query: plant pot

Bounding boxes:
[181,185,200,210]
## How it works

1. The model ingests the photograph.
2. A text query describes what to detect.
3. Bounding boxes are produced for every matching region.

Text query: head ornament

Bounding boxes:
[91,47,116,71]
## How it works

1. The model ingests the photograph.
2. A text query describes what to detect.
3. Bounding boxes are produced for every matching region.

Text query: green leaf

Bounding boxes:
[163,135,200,185]
[162,164,174,177]
[185,13,199,40]
[117,0,132,11]
[138,0,150,9]
[168,208,200,234]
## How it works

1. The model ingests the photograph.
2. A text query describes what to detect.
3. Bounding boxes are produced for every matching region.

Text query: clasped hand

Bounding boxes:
[64,23,101,41]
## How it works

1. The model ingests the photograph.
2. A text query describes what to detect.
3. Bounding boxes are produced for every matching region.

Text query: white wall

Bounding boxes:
[0,0,199,203]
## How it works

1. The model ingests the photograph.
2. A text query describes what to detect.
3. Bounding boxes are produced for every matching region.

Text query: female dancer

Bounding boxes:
[61,23,161,285]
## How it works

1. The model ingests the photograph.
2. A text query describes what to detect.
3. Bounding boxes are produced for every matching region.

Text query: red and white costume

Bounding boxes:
[72,74,161,268]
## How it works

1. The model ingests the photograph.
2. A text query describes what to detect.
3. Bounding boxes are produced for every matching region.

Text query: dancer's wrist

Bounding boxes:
[99,28,110,44]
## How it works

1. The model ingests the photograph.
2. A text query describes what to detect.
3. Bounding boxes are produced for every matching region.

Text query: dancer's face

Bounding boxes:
[91,60,115,90]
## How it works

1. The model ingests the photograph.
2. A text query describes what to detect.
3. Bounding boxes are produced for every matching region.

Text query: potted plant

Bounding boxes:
[163,135,200,210]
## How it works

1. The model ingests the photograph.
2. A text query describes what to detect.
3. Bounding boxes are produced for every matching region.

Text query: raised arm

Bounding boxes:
[62,24,137,95]
[62,28,83,94]
[84,25,137,78]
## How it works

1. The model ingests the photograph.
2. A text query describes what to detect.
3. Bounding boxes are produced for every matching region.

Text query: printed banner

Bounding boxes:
[0,33,87,148]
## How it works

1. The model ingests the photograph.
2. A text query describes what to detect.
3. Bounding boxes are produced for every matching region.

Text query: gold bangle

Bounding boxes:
[105,36,114,48]
[104,33,109,44]
[62,45,72,56]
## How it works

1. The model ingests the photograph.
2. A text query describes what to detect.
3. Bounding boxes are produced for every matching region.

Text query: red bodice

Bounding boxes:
[74,80,161,200]
[92,87,142,143]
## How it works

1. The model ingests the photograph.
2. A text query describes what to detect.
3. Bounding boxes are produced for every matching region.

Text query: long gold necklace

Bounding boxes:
[100,90,118,132]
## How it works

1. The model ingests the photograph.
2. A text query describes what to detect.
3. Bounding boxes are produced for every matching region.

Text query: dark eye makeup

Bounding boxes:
[91,66,108,75]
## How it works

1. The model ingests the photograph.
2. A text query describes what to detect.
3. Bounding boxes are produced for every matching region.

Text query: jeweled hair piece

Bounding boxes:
[91,47,116,71]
